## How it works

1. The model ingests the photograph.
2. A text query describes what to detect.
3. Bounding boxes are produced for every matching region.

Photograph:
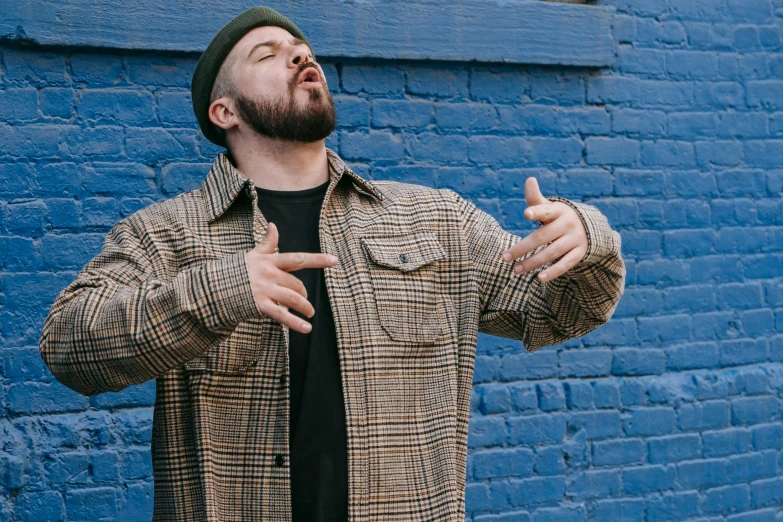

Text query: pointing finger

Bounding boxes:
[274,252,339,272]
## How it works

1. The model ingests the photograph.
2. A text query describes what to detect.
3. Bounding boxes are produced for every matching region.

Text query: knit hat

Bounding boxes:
[191,7,311,146]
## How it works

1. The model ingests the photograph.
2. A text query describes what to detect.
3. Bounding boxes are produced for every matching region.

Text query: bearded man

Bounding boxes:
[40,6,625,522]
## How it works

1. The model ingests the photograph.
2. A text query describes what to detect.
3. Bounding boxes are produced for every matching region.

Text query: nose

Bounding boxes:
[289,44,312,68]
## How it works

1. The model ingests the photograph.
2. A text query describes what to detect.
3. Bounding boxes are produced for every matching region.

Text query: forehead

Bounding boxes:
[231,25,301,60]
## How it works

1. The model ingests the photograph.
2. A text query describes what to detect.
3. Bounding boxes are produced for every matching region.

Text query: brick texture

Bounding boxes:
[1,0,782,520]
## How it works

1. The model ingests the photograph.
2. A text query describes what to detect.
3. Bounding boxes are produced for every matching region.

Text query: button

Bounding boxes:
[280,374,287,386]
[399,253,409,263]
[275,454,285,467]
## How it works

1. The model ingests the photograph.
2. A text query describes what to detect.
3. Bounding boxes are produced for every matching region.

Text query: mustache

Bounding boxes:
[290,61,322,88]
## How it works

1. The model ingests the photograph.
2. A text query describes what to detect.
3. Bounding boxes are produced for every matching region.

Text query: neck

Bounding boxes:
[228,134,330,191]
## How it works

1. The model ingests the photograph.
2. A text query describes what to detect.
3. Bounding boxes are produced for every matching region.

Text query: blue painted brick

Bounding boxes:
[479,385,512,415]
[727,451,778,483]
[648,434,700,464]
[568,411,621,440]
[14,491,64,521]
[340,131,405,160]
[475,511,532,522]
[371,99,432,128]
[509,477,566,508]
[77,89,156,125]
[703,428,754,458]
[530,506,584,522]
[473,448,534,480]
[752,423,783,450]
[470,70,530,104]
[466,483,494,512]
[116,481,154,522]
[501,351,557,381]
[334,96,370,127]
[731,396,780,426]
[468,417,506,448]
[90,451,119,482]
[120,449,152,480]
[534,446,565,476]
[592,439,645,466]
[536,382,565,412]
[64,487,118,520]
[563,381,592,410]
[508,414,566,446]
[589,498,645,522]
[612,349,666,376]
[407,68,468,98]
[6,382,90,415]
[678,401,730,431]
[45,451,90,485]
[584,137,639,166]
[621,465,675,495]
[637,315,691,343]
[700,484,751,515]
[673,336,716,376]
[750,478,783,509]
[678,459,730,489]
[508,383,538,412]
[566,470,620,501]
[435,103,496,132]
[646,492,700,522]
[623,408,675,437]
[721,339,768,366]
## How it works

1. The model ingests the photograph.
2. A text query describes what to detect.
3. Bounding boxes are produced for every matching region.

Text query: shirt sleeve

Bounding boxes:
[39,219,261,396]
[452,190,626,352]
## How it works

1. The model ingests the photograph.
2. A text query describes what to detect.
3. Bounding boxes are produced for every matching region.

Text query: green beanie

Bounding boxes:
[191,6,311,147]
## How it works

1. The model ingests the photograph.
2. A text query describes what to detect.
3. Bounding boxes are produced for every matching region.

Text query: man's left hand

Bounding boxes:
[501,177,588,282]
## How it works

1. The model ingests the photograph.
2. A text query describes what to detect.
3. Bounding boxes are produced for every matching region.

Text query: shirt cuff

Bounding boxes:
[187,250,261,333]
[546,195,621,267]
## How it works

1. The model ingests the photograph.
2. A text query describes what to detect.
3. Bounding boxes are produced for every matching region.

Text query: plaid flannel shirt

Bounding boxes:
[40,149,625,521]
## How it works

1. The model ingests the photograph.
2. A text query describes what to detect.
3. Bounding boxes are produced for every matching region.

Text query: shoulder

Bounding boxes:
[369,180,460,206]
[116,189,206,237]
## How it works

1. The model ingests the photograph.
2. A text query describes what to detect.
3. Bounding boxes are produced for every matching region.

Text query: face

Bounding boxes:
[210,25,336,143]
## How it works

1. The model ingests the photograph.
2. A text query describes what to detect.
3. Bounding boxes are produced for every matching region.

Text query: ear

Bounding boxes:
[208,97,239,133]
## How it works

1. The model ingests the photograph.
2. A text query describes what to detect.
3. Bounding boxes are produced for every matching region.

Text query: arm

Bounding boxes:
[453,190,625,352]
[39,219,260,396]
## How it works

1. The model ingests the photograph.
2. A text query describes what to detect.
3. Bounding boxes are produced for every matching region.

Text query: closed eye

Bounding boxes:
[258,54,273,62]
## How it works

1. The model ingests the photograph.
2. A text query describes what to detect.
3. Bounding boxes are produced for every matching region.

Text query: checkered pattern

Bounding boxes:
[40,149,625,521]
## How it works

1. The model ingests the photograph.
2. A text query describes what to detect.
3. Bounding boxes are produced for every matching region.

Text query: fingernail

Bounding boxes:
[302,323,312,332]
[502,252,512,262]
[539,272,548,281]
[328,255,338,263]
[514,264,524,274]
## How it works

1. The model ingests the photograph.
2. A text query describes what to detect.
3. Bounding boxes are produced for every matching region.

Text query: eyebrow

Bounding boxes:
[247,37,311,60]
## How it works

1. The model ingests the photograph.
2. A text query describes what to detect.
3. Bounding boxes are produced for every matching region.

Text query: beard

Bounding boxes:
[233,64,337,143]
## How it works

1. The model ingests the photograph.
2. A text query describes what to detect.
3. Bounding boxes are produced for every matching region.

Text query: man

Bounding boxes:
[40,6,625,521]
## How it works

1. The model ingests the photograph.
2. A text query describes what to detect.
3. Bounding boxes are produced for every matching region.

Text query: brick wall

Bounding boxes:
[1,0,782,520]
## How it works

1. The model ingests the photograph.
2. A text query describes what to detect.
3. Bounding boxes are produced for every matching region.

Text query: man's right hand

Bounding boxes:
[244,222,338,334]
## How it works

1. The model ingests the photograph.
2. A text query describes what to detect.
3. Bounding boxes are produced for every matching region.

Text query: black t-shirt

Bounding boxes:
[255,180,348,522]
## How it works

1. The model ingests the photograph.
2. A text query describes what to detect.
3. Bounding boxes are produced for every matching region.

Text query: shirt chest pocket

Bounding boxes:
[361,234,447,343]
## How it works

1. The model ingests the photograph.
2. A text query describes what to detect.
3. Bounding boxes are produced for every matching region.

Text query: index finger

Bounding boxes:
[274,252,339,272]
[524,202,564,223]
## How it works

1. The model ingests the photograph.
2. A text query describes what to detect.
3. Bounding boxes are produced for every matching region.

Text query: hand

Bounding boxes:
[244,222,339,334]
[501,177,588,282]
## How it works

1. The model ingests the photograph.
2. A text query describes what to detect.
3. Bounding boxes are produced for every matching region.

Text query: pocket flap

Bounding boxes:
[361,235,447,272]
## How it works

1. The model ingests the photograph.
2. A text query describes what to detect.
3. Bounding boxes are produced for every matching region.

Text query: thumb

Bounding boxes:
[255,222,279,254]
[524,177,547,207]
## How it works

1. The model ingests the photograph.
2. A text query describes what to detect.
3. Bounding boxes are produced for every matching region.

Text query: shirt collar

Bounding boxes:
[201,148,383,222]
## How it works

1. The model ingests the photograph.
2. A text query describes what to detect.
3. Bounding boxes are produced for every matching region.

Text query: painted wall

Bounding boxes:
[1,0,782,520]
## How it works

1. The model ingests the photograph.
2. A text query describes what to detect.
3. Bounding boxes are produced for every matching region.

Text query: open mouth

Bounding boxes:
[298,67,321,85]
